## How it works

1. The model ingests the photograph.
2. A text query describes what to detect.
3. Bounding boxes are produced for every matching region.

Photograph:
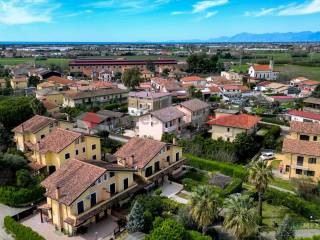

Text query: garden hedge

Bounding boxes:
[4,216,45,240]
[185,154,247,180]
[264,188,320,219]
[0,185,45,207]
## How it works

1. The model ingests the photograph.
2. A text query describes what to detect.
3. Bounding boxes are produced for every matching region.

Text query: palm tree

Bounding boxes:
[248,158,273,225]
[189,185,219,233]
[223,194,258,240]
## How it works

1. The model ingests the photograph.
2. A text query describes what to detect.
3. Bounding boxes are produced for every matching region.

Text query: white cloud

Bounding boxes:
[204,11,218,18]
[192,0,228,13]
[0,0,59,25]
[171,11,186,15]
[279,0,320,16]
[245,1,320,17]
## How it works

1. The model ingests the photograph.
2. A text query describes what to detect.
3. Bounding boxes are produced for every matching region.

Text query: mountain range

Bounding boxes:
[206,31,320,43]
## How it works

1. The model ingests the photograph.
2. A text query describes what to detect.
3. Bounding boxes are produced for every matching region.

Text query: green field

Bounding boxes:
[275,64,320,81]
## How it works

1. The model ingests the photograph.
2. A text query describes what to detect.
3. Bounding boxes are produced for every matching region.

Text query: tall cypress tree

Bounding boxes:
[127,200,145,233]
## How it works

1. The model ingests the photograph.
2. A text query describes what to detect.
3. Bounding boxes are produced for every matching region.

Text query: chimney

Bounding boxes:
[127,155,134,167]
[172,137,177,145]
[55,186,61,199]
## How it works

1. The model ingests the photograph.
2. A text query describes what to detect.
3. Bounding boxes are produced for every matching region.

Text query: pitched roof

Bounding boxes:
[36,128,82,153]
[304,97,320,105]
[179,98,209,112]
[282,138,320,157]
[289,121,320,135]
[97,110,124,118]
[208,114,261,129]
[222,85,249,92]
[252,65,271,71]
[151,106,184,122]
[43,100,58,111]
[303,80,320,86]
[181,76,205,82]
[41,160,105,205]
[114,137,166,168]
[128,91,171,99]
[209,86,220,93]
[287,109,320,121]
[78,112,107,124]
[65,88,128,100]
[12,115,56,134]
[47,76,73,85]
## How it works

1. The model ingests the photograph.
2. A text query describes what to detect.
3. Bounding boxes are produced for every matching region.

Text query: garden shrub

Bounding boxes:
[4,216,45,240]
[145,218,186,240]
[264,188,320,219]
[221,178,243,196]
[186,154,247,180]
[186,230,212,240]
[0,185,45,207]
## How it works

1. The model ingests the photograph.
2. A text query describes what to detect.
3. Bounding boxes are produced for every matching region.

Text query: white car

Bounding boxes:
[260,152,275,160]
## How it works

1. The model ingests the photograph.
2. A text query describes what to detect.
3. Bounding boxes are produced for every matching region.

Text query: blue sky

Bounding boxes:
[1,0,320,42]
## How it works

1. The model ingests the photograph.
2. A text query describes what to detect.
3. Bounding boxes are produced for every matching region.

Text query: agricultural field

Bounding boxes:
[275,64,320,81]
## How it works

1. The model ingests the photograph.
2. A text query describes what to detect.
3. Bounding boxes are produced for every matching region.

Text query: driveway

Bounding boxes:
[22,213,118,240]
[160,181,189,204]
[0,204,28,240]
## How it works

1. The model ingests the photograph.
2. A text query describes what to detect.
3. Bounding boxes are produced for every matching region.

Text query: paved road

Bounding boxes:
[0,204,27,240]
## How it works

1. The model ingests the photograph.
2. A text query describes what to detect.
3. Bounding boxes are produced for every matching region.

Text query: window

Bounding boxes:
[123,178,129,190]
[308,158,317,164]
[109,172,115,177]
[300,135,310,141]
[314,136,318,141]
[92,144,96,150]
[296,169,303,175]
[83,147,86,153]
[76,150,79,155]
[65,153,70,160]
[297,156,304,166]
[227,128,230,132]
[176,152,180,162]
[145,166,153,177]
[97,178,101,184]
[92,155,97,160]
[167,156,170,162]
[75,139,80,144]
[306,170,315,177]
[109,183,116,194]
[41,134,45,139]
[155,161,160,172]
[90,193,97,207]
[77,201,84,214]
[227,137,230,142]
[104,174,107,181]
[285,165,290,172]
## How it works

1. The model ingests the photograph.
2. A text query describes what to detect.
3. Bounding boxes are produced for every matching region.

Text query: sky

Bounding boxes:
[1,0,320,42]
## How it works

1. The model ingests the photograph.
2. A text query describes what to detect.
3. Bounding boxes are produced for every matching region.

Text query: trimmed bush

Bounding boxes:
[186,230,212,240]
[4,216,45,240]
[0,185,45,207]
[221,178,243,196]
[185,154,247,180]
[264,188,320,219]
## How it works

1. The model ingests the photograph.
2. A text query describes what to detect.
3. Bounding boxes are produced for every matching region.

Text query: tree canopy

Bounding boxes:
[187,53,222,73]
[122,68,142,90]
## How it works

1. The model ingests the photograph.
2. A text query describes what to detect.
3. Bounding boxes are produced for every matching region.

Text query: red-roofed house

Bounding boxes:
[208,114,261,141]
[180,76,206,86]
[248,60,279,80]
[286,109,320,123]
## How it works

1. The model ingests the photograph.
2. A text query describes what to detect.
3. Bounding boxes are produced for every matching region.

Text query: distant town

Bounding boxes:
[1,42,320,240]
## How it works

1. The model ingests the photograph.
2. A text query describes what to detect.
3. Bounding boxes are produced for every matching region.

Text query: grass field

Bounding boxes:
[262,203,318,231]
[275,64,320,81]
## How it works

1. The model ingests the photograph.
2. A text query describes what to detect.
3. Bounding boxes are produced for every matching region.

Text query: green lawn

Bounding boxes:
[275,64,320,81]
[176,191,190,199]
[183,169,210,184]
[262,202,318,231]
[270,177,296,192]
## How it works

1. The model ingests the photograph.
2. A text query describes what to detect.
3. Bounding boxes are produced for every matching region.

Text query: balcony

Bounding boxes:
[147,158,186,182]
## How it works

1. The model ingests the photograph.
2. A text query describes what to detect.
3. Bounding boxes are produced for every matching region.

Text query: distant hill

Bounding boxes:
[208,31,320,42]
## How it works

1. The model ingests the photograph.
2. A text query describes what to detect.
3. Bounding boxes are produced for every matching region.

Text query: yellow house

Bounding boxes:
[10,77,28,89]
[40,159,137,236]
[36,89,65,106]
[208,114,261,142]
[12,115,59,152]
[280,121,320,181]
[114,137,184,184]
[29,128,101,173]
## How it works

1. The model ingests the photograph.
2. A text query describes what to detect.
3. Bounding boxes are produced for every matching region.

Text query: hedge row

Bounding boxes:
[264,188,320,219]
[4,216,45,240]
[185,154,247,180]
[0,185,45,207]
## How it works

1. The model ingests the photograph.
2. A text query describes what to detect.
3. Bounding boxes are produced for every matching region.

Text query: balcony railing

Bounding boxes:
[147,158,185,182]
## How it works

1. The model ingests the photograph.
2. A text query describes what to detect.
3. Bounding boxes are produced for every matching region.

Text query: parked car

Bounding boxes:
[260,152,275,160]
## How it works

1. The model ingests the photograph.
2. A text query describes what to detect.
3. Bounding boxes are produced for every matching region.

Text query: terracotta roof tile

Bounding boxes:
[208,114,261,129]
[36,128,82,153]
[282,138,320,156]
[252,65,271,71]
[12,115,57,134]
[289,121,320,135]
[181,76,205,82]
[151,106,184,122]
[114,137,166,168]
[287,110,320,121]
[47,76,73,85]
[179,98,209,112]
